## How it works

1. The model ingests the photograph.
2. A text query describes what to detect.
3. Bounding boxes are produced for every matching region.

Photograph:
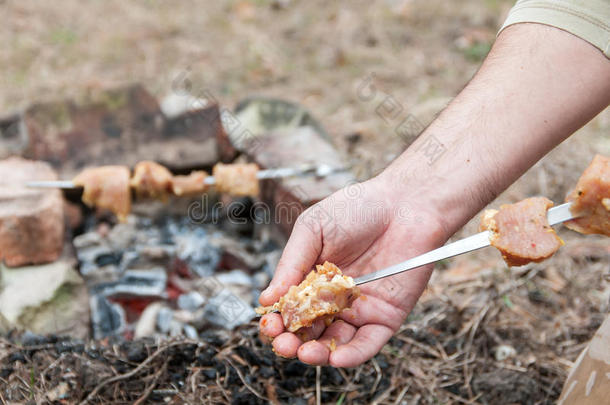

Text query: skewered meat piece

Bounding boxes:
[256,261,360,332]
[73,166,131,222]
[564,154,610,236]
[130,161,173,200]
[479,197,563,267]
[212,163,259,197]
[171,171,209,196]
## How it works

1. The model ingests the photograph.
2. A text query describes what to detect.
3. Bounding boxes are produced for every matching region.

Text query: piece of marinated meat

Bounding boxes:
[564,154,610,236]
[212,163,259,197]
[480,197,563,267]
[256,261,360,332]
[478,209,498,232]
[171,171,209,196]
[130,161,173,200]
[73,166,131,222]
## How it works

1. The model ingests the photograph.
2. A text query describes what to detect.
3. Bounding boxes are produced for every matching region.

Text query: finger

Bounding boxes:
[339,294,406,331]
[294,319,326,342]
[259,210,322,305]
[329,324,394,368]
[297,320,357,365]
[259,313,284,338]
[272,332,302,359]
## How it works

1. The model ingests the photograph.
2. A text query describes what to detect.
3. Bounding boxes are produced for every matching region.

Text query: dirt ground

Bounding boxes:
[1,0,609,404]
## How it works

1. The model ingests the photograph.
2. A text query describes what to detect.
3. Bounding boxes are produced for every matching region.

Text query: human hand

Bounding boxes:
[258,175,450,367]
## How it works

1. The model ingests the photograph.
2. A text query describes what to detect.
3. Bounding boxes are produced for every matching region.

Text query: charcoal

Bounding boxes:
[216,269,254,287]
[174,228,221,277]
[196,347,218,367]
[0,367,13,379]
[76,244,114,275]
[20,331,49,347]
[157,307,173,334]
[90,295,126,339]
[8,351,26,364]
[202,289,256,329]
[169,320,184,337]
[177,291,206,311]
[126,343,148,362]
[95,252,123,267]
[259,366,275,378]
[183,324,198,339]
[91,268,167,299]
[201,368,217,379]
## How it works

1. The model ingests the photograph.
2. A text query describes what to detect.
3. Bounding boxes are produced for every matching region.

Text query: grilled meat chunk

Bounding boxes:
[73,166,131,222]
[212,163,259,197]
[171,171,209,196]
[256,261,360,332]
[130,161,173,200]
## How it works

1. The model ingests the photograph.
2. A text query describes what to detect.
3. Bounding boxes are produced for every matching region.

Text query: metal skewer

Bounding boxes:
[353,202,577,285]
[25,164,347,189]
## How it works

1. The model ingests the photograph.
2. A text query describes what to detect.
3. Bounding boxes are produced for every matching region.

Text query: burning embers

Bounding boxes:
[75,215,278,339]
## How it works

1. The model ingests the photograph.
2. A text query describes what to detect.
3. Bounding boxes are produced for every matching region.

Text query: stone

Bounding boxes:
[0,311,10,334]
[63,200,83,231]
[245,126,354,236]
[225,97,331,158]
[0,157,64,267]
[158,105,223,170]
[3,85,225,177]
[494,345,517,361]
[0,259,89,339]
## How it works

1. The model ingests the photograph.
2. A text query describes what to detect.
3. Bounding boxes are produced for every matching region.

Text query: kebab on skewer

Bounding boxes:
[260,155,609,339]
[28,161,344,222]
[256,261,360,333]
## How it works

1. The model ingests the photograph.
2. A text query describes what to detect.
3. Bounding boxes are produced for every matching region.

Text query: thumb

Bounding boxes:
[259,208,323,306]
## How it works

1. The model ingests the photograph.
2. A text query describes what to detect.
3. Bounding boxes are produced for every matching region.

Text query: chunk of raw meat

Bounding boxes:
[564,154,610,236]
[480,197,563,267]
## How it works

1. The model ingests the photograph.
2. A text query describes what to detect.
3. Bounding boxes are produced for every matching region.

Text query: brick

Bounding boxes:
[1,85,226,177]
[0,157,64,266]
[246,127,354,236]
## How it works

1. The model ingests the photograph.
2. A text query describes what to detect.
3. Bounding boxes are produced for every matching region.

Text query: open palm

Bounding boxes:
[258,177,449,367]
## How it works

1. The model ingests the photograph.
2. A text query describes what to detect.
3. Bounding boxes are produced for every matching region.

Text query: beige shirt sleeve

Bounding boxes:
[499,0,610,58]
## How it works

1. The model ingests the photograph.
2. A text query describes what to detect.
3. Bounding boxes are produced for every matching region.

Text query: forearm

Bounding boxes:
[381,23,610,236]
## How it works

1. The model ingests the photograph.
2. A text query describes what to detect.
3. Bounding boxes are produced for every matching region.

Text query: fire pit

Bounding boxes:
[0,85,352,344]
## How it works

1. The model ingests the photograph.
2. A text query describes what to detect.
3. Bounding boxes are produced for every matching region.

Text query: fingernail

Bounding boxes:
[260,287,272,300]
